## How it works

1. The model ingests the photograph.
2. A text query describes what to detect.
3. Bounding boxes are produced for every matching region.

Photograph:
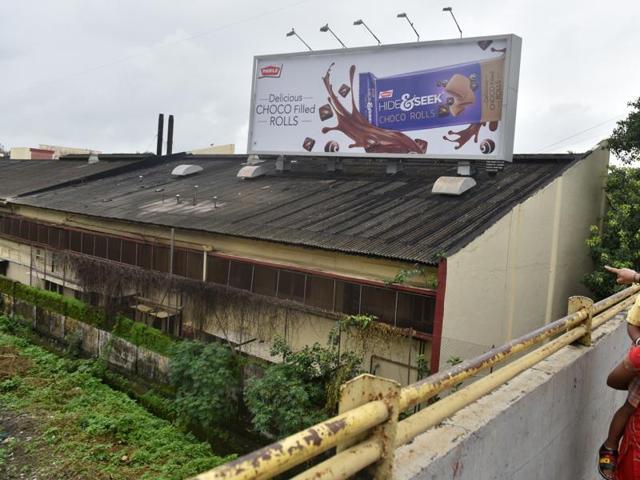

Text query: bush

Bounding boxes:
[113,315,174,356]
[169,340,242,431]
[244,336,362,438]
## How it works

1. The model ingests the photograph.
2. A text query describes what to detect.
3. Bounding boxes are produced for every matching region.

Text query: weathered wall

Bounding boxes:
[12,204,435,288]
[195,296,427,386]
[0,293,169,384]
[395,308,628,480]
[441,148,609,365]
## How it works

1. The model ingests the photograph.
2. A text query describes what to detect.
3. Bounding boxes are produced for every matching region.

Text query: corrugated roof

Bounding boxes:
[7,153,584,264]
[0,154,152,200]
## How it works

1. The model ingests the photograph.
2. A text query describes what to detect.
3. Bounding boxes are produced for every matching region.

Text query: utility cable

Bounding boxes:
[535,114,624,153]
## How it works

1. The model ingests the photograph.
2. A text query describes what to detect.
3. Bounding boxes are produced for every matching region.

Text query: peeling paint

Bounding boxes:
[303,428,323,447]
[325,418,347,435]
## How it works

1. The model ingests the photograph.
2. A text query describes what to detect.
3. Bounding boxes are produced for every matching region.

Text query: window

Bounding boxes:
[121,240,136,266]
[206,256,229,285]
[152,245,170,273]
[49,227,66,250]
[396,292,435,334]
[186,251,203,280]
[334,281,360,315]
[137,244,152,269]
[81,233,95,255]
[94,235,107,258]
[277,270,305,302]
[21,220,35,241]
[360,286,397,324]
[173,249,188,277]
[9,218,20,237]
[37,224,48,245]
[44,280,63,295]
[252,265,277,296]
[69,231,82,252]
[229,261,253,291]
[107,237,122,262]
[305,275,334,310]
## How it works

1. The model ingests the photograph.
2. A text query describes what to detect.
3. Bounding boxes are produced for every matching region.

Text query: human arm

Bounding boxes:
[605,265,640,285]
[629,324,640,345]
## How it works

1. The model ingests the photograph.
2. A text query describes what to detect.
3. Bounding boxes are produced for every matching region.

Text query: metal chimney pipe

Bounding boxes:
[167,115,174,155]
[156,113,164,156]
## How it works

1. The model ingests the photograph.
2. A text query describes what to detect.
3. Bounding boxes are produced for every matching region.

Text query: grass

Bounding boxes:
[0,316,233,480]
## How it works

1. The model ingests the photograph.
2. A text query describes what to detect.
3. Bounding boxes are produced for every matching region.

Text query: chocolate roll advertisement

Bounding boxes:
[249,35,521,161]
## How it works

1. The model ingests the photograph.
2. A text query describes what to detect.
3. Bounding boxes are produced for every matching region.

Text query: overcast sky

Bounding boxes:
[1,0,638,156]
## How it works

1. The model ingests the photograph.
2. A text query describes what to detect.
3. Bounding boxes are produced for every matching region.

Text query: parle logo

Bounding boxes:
[259,65,283,78]
[378,89,394,99]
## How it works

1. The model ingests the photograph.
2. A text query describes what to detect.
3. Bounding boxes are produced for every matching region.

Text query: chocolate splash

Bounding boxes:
[320,64,427,154]
[443,121,499,149]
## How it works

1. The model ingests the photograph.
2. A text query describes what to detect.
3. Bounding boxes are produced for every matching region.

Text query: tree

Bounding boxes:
[609,97,640,164]
[584,166,640,298]
[584,98,640,298]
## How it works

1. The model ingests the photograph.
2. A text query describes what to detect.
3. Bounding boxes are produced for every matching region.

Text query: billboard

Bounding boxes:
[248,34,521,161]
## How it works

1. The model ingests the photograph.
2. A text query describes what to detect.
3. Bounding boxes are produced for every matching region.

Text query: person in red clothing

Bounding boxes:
[616,406,640,480]
[599,266,640,479]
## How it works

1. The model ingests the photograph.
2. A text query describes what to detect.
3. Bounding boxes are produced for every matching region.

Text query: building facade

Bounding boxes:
[0,147,608,383]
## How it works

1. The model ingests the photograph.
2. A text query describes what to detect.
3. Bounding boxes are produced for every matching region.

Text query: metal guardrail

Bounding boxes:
[193,286,640,480]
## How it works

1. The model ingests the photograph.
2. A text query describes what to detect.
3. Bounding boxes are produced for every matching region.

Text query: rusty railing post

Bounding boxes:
[568,295,594,346]
[338,373,400,479]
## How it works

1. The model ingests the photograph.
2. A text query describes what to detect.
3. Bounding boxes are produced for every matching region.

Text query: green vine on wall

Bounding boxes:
[0,275,174,356]
[386,264,438,289]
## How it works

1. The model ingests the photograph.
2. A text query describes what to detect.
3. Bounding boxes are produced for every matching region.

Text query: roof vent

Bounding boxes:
[431,176,477,196]
[237,164,269,179]
[171,164,203,177]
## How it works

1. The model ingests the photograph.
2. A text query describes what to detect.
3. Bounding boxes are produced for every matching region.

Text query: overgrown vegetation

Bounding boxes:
[386,264,438,289]
[169,341,242,435]
[584,167,640,298]
[0,275,174,355]
[584,98,640,298]
[245,334,363,438]
[0,316,232,480]
[1,272,396,442]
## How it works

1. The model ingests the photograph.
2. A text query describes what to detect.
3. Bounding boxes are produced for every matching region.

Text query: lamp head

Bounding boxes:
[397,12,407,18]
[320,24,329,32]
[353,19,363,25]
[286,28,295,37]
[443,6,452,12]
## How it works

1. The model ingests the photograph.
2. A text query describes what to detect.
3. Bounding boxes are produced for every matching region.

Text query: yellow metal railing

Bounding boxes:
[193,286,640,480]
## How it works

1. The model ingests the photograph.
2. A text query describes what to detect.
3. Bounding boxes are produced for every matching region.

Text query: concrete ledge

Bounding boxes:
[395,311,629,479]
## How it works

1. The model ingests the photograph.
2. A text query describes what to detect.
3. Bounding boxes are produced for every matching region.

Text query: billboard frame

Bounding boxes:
[247,33,521,162]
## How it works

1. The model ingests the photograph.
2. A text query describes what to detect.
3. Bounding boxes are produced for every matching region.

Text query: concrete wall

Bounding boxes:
[395,308,628,480]
[0,293,169,384]
[440,148,609,365]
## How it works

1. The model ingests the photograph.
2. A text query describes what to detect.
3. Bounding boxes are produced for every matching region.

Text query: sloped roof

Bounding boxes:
[7,152,585,264]
[0,154,152,200]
